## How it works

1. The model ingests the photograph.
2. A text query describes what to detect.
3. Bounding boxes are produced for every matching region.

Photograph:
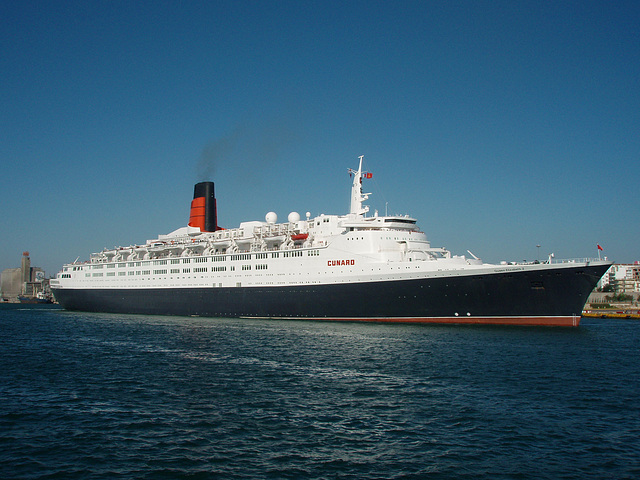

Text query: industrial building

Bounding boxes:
[1,252,50,302]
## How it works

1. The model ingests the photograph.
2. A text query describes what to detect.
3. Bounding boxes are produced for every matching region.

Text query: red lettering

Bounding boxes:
[327,259,355,267]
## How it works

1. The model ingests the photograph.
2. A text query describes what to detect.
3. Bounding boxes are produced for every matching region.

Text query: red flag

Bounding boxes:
[365,172,372,179]
[597,244,603,251]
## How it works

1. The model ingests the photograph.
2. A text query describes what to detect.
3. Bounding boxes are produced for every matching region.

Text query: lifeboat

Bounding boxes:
[291,233,309,242]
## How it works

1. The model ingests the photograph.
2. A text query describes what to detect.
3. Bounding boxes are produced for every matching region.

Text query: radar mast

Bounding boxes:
[348,155,371,216]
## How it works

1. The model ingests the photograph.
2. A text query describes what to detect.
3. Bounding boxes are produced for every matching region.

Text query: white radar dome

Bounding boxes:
[265,212,278,224]
[288,211,301,223]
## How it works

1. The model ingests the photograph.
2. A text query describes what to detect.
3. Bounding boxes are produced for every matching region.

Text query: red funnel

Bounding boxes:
[188,182,218,232]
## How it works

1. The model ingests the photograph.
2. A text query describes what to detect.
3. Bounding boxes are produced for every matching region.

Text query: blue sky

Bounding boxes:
[1,0,638,276]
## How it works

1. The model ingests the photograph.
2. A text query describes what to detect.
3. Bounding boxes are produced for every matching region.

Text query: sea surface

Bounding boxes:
[1,305,639,480]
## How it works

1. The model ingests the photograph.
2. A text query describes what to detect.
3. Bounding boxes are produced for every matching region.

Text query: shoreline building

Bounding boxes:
[1,252,48,302]
[599,263,640,293]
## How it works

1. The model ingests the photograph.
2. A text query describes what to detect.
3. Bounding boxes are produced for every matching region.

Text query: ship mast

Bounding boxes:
[349,155,371,216]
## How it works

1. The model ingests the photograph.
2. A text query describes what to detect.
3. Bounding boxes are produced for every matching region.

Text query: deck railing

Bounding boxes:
[549,257,604,264]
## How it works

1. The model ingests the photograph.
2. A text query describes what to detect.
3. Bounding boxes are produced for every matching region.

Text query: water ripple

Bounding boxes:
[1,308,639,479]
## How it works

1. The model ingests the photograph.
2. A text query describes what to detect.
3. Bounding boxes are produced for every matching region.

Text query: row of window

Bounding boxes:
[85,265,274,277]
[93,250,322,268]
[91,270,151,277]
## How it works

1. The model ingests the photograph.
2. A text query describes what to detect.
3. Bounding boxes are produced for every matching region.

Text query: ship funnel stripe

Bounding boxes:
[188,198,206,227]
[188,181,218,232]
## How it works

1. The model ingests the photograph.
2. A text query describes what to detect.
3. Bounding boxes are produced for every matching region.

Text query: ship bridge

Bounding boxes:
[340,214,419,231]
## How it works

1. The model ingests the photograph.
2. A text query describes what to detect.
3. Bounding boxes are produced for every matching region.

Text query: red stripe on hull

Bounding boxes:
[276,316,582,327]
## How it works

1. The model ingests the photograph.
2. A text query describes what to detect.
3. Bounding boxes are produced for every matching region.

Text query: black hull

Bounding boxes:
[52,263,609,326]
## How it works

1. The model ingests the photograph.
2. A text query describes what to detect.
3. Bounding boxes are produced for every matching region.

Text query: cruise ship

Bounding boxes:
[51,156,611,326]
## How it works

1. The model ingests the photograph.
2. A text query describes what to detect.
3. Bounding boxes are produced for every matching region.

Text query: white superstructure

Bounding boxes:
[53,156,506,291]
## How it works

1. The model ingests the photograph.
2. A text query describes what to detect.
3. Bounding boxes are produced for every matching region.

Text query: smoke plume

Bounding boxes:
[196,120,299,182]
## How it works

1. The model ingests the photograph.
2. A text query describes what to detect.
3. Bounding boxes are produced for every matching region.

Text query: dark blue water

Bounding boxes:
[1,305,639,479]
